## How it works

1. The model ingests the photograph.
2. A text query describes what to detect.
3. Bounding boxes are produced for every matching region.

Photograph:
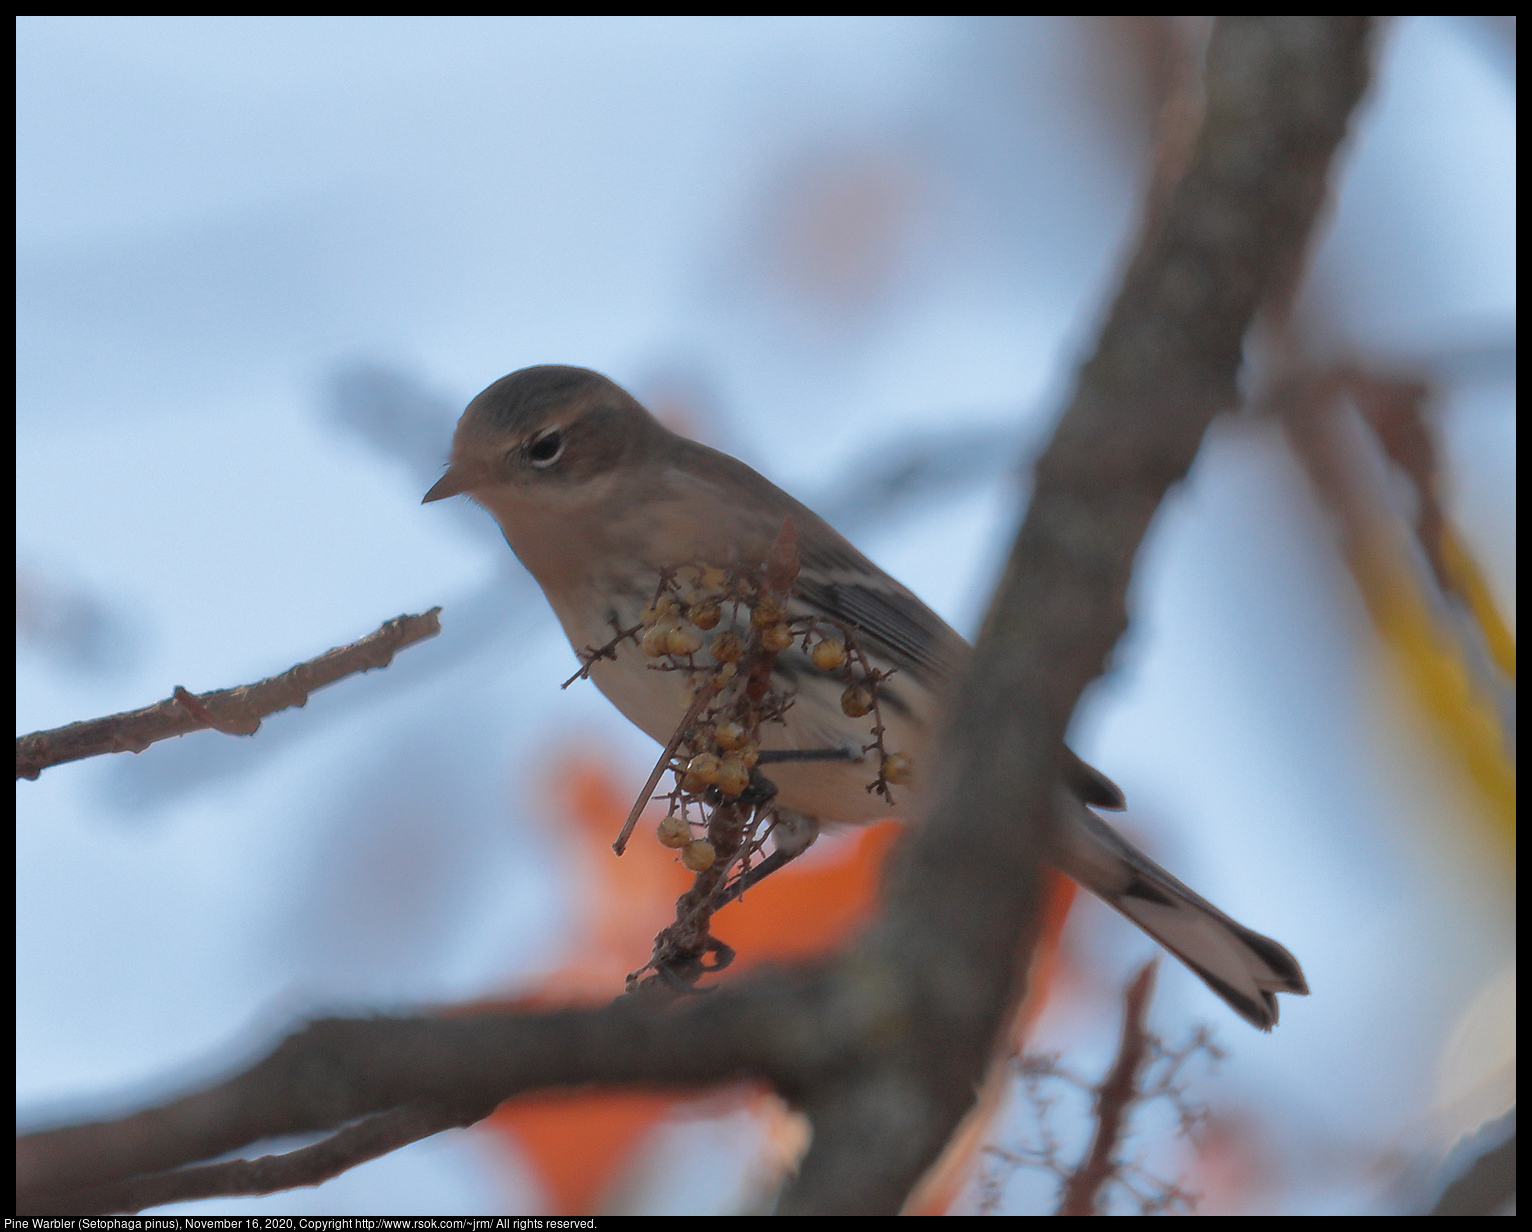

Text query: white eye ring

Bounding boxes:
[526,429,565,469]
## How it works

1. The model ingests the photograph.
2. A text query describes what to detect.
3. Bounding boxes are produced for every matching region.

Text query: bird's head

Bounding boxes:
[423,365,666,516]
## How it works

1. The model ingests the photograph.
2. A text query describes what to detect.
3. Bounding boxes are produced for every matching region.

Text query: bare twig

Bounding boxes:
[612,679,721,856]
[16,609,444,782]
[1057,962,1158,1215]
[15,18,1372,1215]
[561,619,643,689]
[977,982,1220,1215]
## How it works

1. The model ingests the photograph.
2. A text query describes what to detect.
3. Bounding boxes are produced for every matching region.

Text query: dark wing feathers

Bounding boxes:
[811,581,958,679]
[1063,747,1127,811]
[674,444,1124,811]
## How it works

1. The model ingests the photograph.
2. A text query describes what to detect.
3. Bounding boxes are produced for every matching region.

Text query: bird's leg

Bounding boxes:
[716,804,820,907]
[713,847,801,908]
[754,747,859,764]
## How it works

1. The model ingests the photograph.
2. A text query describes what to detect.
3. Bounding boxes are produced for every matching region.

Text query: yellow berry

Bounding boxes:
[811,637,847,671]
[710,630,745,663]
[761,622,794,653]
[841,684,874,718]
[713,662,737,685]
[751,595,784,628]
[734,575,755,599]
[702,567,729,592]
[657,816,691,848]
[714,720,747,750]
[717,755,750,796]
[640,596,679,626]
[685,752,722,784]
[688,602,721,630]
[642,623,675,657]
[666,625,703,655]
[881,752,914,785]
[681,839,716,872]
[738,742,760,769]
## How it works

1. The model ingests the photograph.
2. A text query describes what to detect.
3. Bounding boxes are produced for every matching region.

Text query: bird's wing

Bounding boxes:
[798,527,1127,810]
[1061,746,1127,811]
[663,451,965,683]
[790,537,966,685]
[667,447,1128,807]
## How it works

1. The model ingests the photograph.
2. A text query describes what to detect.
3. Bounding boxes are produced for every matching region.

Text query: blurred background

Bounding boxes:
[16,16,1514,1215]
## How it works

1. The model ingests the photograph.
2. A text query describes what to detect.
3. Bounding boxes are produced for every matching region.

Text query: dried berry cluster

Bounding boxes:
[563,518,914,990]
[641,566,911,862]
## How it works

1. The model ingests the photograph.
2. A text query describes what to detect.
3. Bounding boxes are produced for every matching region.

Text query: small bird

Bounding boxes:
[425,364,1308,1029]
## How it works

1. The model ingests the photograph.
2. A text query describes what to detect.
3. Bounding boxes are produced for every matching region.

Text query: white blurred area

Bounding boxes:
[16,16,1514,1216]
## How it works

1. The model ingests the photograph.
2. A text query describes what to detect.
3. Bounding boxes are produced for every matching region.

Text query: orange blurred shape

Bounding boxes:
[490,1087,681,1217]
[481,754,1075,1214]
[709,819,902,967]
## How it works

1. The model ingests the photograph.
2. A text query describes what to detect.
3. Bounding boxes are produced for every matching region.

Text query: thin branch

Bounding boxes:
[26,1100,495,1217]
[612,679,721,856]
[15,609,443,781]
[975,984,1218,1215]
[16,983,808,1214]
[1057,962,1158,1216]
[561,619,643,689]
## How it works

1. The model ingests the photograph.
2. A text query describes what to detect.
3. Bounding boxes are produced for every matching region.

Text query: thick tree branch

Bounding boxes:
[15,16,1372,1216]
[18,979,825,1214]
[777,15,1372,1212]
[30,1100,497,1216]
[15,609,443,781]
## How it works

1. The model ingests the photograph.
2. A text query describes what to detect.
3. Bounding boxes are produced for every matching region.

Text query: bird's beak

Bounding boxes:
[422,464,479,504]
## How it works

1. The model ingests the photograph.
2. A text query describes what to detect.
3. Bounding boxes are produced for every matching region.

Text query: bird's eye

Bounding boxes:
[526,429,565,468]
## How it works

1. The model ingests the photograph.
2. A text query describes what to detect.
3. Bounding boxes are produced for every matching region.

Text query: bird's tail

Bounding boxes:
[1050,793,1309,1031]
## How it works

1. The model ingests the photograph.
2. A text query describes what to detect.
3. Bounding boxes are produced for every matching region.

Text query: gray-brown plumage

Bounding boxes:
[426,365,1308,1029]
